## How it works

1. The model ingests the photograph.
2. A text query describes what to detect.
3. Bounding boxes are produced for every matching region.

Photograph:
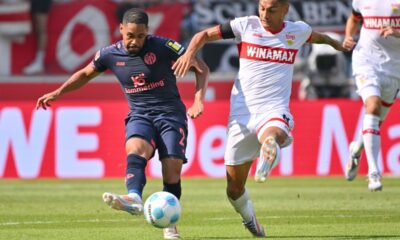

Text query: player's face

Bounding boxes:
[120,23,148,54]
[258,0,288,32]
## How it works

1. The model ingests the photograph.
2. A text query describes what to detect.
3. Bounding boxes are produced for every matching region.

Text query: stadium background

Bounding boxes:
[1,0,400,179]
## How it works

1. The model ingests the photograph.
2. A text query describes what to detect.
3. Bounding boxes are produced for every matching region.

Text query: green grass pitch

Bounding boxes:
[1,177,399,239]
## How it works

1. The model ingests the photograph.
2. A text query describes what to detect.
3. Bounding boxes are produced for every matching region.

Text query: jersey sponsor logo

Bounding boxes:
[124,79,165,94]
[144,52,157,65]
[165,40,184,54]
[239,42,298,64]
[363,16,400,29]
[131,73,146,87]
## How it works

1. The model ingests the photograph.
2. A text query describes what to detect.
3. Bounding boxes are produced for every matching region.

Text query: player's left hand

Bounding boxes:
[380,26,400,39]
[187,100,204,119]
[333,40,349,52]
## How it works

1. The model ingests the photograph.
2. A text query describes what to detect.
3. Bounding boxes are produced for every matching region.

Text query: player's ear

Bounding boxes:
[119,23,124,35]
[283,2,289,14]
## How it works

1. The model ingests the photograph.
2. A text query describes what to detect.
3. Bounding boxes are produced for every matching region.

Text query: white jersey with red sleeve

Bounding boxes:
[352,0,400,78]
[229,16,312,116]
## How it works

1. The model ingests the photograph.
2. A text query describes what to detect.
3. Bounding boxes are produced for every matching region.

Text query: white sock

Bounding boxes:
[228,189,254,223]
[362,114,381,175]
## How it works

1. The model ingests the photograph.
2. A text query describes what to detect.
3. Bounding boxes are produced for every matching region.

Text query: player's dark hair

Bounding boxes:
[122,8,148,26]
[260,0,288,4]
[276,0,288,4]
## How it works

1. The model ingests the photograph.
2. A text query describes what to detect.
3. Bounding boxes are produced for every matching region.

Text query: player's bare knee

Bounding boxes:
[365,97,382,115]
[365,105,381,116]
[226,184,244,200]
[125,139,153,158]
[262,133,286,147]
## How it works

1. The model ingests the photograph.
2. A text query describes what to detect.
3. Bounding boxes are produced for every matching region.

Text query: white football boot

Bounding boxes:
[163,226,180,239]
[345,141,362,181]
[243,215,265,237]
[255,136,280,183]
[368,172,383,192]
[102,192,143,215]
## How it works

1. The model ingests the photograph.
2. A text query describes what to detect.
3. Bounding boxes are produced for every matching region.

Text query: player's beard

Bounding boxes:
[127,45,141,54]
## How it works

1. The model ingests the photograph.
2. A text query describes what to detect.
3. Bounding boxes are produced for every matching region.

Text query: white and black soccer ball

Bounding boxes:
[144,191,181,228]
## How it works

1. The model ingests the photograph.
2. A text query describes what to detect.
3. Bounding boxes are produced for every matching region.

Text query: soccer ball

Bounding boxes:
[144,191,181,228]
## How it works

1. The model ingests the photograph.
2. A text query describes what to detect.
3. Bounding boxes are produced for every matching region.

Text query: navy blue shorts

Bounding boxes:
[125,113,188,163]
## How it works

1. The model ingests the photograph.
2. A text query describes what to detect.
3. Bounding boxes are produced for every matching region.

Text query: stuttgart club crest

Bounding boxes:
[144,52,156,65]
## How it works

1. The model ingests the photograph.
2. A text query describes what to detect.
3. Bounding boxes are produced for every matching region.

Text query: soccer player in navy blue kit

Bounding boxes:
[36,8,209,239]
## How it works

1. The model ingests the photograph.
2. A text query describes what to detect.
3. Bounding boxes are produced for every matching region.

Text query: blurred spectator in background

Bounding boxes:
[299,32,352,99]
[114,0,147,23]
[23,0,52,75]
[180,3,197,47]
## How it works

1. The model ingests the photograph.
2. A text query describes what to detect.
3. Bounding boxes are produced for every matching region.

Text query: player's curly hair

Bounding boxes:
[122,8,148,26]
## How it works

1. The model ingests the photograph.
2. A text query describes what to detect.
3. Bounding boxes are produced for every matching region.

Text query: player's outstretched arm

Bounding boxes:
[308,31,348,52]
[36,63,101,110]
[380,26,400,39]
[187,57,209,119]
[172,25,221,77]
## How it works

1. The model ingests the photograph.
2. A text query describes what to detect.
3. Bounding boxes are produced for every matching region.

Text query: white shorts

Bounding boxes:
[354,73,400,104]
[224,110,294,166]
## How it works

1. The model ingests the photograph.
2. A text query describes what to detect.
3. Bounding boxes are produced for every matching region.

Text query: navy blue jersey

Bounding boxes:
[92,35,186,115]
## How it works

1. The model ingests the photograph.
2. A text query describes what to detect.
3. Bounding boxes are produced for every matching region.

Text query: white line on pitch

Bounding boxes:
[0,218,140,226]
[208,214,393,221]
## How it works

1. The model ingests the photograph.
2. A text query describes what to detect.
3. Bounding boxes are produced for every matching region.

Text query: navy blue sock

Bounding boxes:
[163,180,181,200]
[125,154,147,198]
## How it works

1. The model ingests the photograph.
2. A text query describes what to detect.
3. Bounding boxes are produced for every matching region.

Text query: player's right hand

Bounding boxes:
[36,91,59,110]
[342,36,356,51]
[172,53,200,78]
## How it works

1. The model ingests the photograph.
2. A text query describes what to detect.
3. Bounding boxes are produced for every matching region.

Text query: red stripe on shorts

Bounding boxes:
[257,118,289,134]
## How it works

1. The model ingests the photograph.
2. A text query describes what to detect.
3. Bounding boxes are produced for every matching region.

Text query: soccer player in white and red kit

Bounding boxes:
[173,0,346,237]
[343,0,400,191]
